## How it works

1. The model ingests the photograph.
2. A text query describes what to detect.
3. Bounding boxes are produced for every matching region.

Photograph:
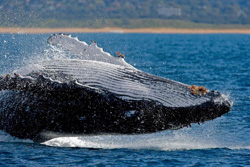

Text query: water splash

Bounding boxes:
[43,45,73,61]
[11,44,73,76]
[42,123,250,151]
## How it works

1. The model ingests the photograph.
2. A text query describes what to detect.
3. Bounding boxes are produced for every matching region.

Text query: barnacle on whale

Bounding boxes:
[116,51,125,59]
[5,74,10,78]
[14,73,20,77]
[187,85,209,96]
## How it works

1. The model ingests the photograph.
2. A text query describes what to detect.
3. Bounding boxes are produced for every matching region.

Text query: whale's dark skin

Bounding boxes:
[0,34,232,142]
[0,74,231,142]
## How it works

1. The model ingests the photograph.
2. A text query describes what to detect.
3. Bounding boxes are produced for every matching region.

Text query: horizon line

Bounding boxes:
[1,27,250,34]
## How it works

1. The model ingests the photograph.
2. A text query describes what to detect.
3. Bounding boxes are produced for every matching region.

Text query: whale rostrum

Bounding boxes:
[0,34,232,142]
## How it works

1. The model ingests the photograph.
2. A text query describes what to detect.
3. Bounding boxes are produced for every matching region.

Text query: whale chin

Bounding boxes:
[0,34,232,142]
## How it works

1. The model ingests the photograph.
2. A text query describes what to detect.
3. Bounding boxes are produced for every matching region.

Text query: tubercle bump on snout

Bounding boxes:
[208,91,233,114]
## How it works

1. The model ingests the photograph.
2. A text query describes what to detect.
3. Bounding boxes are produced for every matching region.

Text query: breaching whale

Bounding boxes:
[0,34,232,142]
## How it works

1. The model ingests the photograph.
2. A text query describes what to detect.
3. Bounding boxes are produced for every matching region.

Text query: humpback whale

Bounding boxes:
[0,34,232,142]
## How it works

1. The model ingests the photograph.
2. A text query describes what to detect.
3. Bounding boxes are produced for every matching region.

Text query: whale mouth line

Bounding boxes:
[0,34,232,142]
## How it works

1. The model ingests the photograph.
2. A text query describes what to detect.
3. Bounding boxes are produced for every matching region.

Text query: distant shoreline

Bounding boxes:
[1,27,250,34]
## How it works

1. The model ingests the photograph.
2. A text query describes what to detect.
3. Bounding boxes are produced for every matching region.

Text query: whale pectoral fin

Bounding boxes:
[47,34,134,68]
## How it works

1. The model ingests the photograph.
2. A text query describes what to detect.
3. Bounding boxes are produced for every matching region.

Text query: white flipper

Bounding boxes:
[47,34,134,69]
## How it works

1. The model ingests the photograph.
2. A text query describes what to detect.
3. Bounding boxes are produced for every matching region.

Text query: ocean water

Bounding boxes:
[0,33,250,166]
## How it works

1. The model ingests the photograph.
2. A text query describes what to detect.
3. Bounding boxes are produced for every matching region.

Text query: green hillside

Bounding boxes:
[0,0,250,28]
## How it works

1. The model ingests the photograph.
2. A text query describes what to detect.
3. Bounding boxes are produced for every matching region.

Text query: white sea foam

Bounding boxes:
[42,123,250,151]
[42,132,248,151]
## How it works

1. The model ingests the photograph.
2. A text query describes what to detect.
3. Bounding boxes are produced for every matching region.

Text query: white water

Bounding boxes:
[40,121,249,151]
[41,132,249,151]
[0,115,248,151]
[42,132,219,151]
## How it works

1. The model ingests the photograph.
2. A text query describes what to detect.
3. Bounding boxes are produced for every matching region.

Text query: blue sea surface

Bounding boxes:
[0,33,250,166]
